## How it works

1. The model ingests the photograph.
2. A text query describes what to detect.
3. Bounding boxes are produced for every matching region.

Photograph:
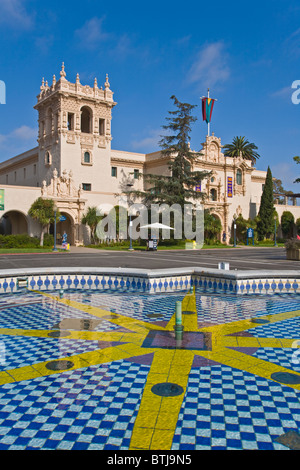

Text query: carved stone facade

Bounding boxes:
[41,168,86,245]
[34,63,116,193]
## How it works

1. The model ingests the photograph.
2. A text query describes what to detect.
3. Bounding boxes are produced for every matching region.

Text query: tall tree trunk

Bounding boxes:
[40,226,45,246]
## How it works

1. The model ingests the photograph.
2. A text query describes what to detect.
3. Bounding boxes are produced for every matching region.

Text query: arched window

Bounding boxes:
[81,106,92,133]
[68,113,74,131]
[236,169,242,185]
[40,121,45,137]
[99,118,105,136]
[210,188,217,201]
[84,151,90,163]
[45,151,51,165]
[46,107,53,135]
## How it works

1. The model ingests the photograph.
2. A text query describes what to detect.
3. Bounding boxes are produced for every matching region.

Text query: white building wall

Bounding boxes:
[0,184,42,237]
[0,149,39,188]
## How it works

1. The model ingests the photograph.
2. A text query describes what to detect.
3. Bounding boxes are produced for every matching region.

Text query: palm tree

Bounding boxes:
[28,198,59,246]
[223,136,260,165]
[81,207,103,244]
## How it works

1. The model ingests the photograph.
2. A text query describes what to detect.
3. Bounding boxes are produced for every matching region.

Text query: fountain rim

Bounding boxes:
[1,267,300,295]
[0,266,299,281]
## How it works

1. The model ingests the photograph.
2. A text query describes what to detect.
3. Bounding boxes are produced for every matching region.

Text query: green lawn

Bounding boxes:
[0,248,68,254]
[0,242,284,253]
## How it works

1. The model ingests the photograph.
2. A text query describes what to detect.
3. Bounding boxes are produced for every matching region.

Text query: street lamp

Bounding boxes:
[126,183,134,251]
[233,214,237,248]
[53,202,58,252]
[274,215,277,247]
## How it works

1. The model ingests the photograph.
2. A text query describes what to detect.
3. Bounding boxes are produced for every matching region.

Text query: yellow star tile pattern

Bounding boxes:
[0,288,299,450]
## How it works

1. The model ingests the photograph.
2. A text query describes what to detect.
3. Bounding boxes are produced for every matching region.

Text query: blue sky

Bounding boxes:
[0,0,300,190]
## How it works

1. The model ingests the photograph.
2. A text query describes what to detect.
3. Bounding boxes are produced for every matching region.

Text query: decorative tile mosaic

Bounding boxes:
[172,365,300,450]
[0,288,298,450]
[0,361,148,450]
[0,271,298,295]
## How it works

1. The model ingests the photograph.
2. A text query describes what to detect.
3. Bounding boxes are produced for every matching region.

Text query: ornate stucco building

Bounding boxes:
[0,64,298,245]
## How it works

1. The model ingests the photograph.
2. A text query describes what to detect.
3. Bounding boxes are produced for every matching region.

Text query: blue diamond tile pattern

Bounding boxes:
[0,362,149,450]
[172,365,300,450]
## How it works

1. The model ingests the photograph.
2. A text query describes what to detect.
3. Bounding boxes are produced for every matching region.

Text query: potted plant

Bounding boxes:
[285,237,300,260]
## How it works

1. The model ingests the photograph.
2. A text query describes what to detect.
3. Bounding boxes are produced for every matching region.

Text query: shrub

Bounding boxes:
[281,211,295,238]
[43,233,54,247]
[0,234,40,248]
[285,237,300,250]
[204,238,222,246]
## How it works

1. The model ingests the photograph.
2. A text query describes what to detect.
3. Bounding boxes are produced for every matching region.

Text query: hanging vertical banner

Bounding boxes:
[201,97,215,124]
[195,183,201,192]
[227,177,233,198]
[0,189,4,210]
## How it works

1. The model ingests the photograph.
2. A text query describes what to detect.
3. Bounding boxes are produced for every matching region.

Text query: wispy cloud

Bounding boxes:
[270,86,292,100]
[0,126,37,158]
[11,126,37,140]
[113,33,137,59]
[34,34,55,54]
[176,35,192,46]
[188,41,230,89]
[131,128,165,152]
[284,28,300,57]
[251,58,272,68]
[0,0,34,29]
[272,161,299,191]
[74,16,111,49]
[74,16,156,67]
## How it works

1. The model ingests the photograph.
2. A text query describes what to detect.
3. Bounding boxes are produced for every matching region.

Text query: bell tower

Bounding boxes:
[34,63,117,192]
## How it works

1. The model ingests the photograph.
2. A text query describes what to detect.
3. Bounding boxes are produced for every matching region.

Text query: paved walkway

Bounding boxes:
[0,246,296,271]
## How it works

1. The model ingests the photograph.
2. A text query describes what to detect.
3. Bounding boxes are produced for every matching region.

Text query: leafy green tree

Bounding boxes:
[81,207,103,244]
[28,198,60,246]
[257,166,275,240]
[128,95,210,208]
[281,211,295,239]
[234,214,248,243]
[273,211,279,240]
[273,178,291,204]
[230,215,257,244]
[204,210,222,242]
[223,136,260,165]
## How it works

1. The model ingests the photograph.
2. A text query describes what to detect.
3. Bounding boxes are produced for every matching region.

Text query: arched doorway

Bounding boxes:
[204,211,223,243]
[211,213,222,242]
[50,212,74,246]
[0,211,28,235]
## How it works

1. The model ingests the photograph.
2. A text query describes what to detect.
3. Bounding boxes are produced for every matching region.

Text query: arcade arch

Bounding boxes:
[49,211,76,246]
[0,211,28,235]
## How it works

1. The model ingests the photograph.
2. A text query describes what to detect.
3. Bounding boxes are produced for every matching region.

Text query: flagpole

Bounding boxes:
[201,89,217,138]
[207,88,210,137]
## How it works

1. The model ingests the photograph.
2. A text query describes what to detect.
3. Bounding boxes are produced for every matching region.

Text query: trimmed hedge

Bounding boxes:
[0,234,54,248]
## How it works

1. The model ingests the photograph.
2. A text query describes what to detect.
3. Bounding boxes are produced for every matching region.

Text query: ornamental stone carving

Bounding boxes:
[41,168,82,199]
[236,205,243,216]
